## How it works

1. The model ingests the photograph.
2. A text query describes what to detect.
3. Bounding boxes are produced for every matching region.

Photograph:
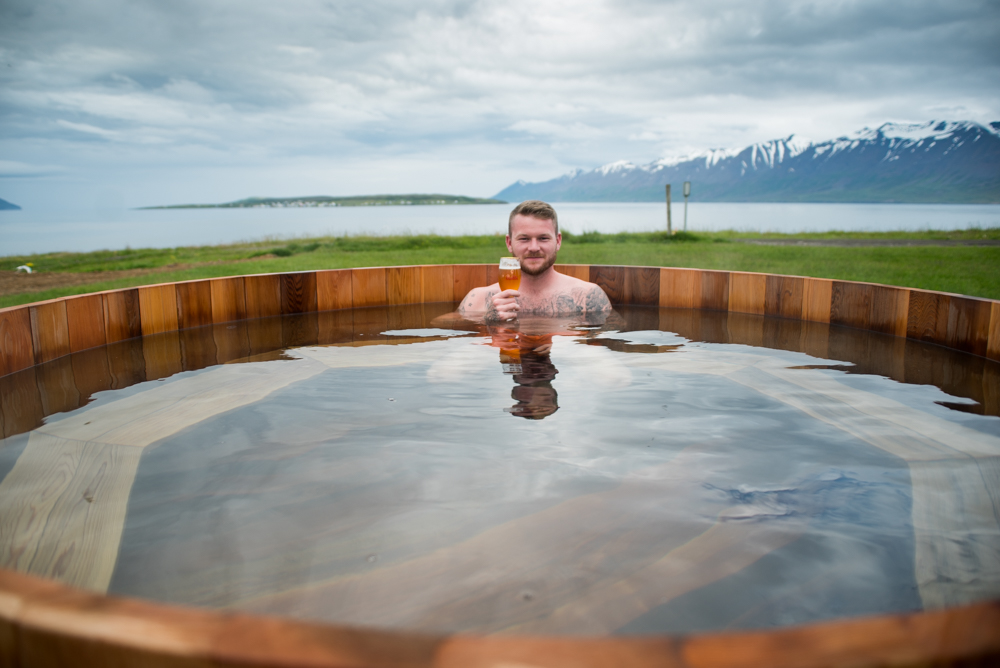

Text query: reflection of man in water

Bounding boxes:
[458,200,612,323]
[509,349,560,419]
[491,328,561,419]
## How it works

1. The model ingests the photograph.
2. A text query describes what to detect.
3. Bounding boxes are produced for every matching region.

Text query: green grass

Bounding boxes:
[3,230,998,308]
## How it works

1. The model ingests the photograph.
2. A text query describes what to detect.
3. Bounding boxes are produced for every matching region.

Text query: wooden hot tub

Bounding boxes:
[1,263,998,667]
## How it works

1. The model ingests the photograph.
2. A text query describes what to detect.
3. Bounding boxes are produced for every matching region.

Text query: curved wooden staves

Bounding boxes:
[1,264,999,667]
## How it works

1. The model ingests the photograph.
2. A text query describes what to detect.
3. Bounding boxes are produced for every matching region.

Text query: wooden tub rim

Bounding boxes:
[1,263,999,666]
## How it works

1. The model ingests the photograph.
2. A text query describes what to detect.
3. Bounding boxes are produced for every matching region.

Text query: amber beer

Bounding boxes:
[499,257,521,291]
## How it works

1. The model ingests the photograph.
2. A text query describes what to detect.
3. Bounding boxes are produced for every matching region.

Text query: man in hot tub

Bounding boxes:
[458,200,612,323]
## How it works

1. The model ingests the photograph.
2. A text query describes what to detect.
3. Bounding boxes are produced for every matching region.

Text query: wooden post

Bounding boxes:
[665,184,673,235]
[683,181,691,232]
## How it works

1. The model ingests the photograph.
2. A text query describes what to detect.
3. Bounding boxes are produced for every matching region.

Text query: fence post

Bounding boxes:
[665,184,673,235]
[683,181,691,232]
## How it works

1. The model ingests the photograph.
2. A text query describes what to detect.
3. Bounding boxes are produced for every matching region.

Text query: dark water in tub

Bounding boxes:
[1,304,998,635]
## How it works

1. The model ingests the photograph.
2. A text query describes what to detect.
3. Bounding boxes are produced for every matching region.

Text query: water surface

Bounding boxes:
[3,202,998,255]
[0,305,998,635]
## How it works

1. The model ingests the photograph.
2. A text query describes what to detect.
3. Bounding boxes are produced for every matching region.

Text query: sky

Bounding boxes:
[1,0,998,210]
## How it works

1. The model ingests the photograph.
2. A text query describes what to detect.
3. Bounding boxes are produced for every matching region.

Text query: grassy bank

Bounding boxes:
[3,229,998,308]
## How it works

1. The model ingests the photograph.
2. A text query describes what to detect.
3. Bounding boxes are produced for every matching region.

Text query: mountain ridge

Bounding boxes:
[494,121,1000,204]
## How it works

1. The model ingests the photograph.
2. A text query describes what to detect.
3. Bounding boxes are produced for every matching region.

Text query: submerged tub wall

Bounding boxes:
[1,263,1000,668]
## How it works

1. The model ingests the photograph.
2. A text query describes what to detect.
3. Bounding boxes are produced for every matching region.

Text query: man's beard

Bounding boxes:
[520,253,556,276]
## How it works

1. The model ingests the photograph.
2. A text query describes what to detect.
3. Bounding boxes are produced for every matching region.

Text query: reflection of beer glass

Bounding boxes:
[499,257,521,291]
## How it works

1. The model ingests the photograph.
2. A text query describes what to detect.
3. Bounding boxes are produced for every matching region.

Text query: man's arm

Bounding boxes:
[582,283,612,313]
[458,286,511,323]
[457,287,486,316]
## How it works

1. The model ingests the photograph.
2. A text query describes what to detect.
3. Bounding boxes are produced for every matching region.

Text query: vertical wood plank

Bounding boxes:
[868,332,908,381]
[988,302,1000,362]
[946,296,992,357]
[29,301,70,364]
[352,307,389,344]
[907,289,950,345]
[247,316,284,357]
[420,265,454,303]
[317,270,353,311]
[318,309,355,345]
[763,318,804,353]
[830,282,873,330]
[727,312,764,348]
[660,268,699,309]
[109,290,143,344]
[280,272,318,315]
[210,277,247,324]
[137,284,178,336]
[799,320,830,360]
[453,265,488,302]
[388,304,425,332]
[555,264,590,281]
[869,286,910,338]
[765,275,804,320]
[352,268,387,308]
[64,294,107,353]
[281,313,319,348]
[387,266,422,305]
[624,267,660,306]
[213,322,251,364]
[729,272,766,316]
[486,263,500,287]
[179,329,218,372]
[802,278,833,324]
[658,307,697,340]
[106,338,146,390]
[984,362,1000,415]
[700,271,730,311]
[35,357,82,417]
[176,280,213,329]
[142,331,183,381]
[0,307,35,377]
[590,266,625,304]
[71,348,114,402]
[244,274,282,319]
[0,367,44,438]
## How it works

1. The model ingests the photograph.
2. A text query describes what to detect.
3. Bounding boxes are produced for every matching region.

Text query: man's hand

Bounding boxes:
[487,289,520,322]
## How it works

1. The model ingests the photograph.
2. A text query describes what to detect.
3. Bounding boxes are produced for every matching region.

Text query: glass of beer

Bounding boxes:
[499,257,521,291]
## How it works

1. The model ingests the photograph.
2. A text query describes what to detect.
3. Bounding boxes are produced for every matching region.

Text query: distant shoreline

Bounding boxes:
[141,194,507,210]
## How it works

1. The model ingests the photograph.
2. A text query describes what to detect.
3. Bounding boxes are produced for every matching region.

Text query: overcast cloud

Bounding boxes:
[1,0,998,208]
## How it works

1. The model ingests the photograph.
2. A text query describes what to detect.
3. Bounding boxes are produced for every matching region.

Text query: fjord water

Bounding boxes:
[0,305,997,635]
[3,202,999,255]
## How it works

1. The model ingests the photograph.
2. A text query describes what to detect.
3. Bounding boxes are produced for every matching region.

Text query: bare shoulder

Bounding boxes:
[559,274,610,306]
[569,277,612,312]
[458,283,500,315]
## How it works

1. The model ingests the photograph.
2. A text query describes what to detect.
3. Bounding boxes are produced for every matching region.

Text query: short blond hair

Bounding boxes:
[508,200,558,236]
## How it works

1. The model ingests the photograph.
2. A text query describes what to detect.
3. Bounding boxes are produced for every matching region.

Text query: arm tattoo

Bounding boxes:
[584,285,612,312]
[483,289,501,323]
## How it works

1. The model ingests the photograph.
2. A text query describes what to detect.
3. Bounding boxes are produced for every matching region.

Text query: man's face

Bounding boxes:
[506,215,561,277]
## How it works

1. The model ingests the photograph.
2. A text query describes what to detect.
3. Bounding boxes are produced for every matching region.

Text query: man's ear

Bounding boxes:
[556,233,562,250]
[506,235,513,253]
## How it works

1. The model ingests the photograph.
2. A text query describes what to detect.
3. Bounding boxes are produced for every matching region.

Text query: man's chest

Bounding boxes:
[518,292,584,315]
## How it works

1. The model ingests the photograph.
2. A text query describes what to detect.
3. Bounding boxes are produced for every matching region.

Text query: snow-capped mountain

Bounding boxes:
[494,121,1000,203]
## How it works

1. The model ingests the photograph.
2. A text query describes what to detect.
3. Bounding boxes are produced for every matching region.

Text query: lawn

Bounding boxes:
[2,229,998,308]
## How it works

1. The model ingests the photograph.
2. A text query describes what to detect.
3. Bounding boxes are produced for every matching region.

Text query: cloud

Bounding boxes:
[0,0,997,203]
